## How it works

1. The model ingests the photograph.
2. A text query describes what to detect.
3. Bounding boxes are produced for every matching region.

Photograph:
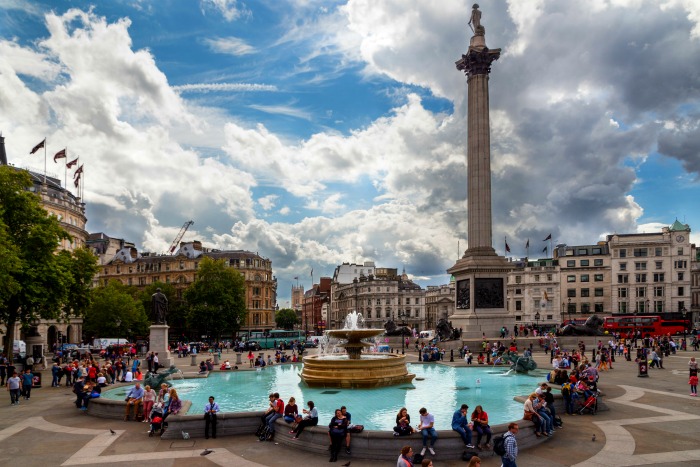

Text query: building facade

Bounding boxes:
[506,258,561,326]
[556,243,612,319]
[425,282,455,330]
[302,278,330,334]
[95,240,277,333]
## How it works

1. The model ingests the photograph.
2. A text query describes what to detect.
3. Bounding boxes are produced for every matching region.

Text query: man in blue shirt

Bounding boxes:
[204,396,220,439]
[452,403,474,448]
[502,422,519,467]
[20,369,34,400]
[124,382,144,421]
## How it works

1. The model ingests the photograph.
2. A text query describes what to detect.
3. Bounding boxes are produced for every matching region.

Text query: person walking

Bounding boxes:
[6,371,21,405]
[204,396,220,439]
[20,368,33,400]
[501,423,519,467]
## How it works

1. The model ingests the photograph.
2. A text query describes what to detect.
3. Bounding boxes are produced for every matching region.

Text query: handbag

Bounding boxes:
[523,411,533,421]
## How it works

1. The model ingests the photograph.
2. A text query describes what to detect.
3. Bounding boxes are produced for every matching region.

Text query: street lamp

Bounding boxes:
[115,318,121,355]
[681,306,688,351]
[535,311,540,331]
[561,301,565,326]
[645,299,649,314]
[567,297,572,324]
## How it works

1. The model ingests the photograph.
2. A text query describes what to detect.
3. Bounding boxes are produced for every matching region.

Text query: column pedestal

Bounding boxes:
[148,325,172,369]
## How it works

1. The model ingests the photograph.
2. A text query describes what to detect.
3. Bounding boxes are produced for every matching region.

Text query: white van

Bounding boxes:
[13,340,26,357]
[419,331,434,340]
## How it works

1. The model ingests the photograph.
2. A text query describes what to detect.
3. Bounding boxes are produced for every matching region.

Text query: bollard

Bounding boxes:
[190,354,197,366]
[450,349,454,362]
[235,352,243,365]
[213,353,219,365]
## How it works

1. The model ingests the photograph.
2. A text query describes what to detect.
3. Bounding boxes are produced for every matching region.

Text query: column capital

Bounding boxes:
[456,47,501,76]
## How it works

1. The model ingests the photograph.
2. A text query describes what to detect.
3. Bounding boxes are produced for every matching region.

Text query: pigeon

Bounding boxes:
[592,434,596,442]
[342,462,352,467]
[109,429,116,435]
[200,449,214,456]
[181,431,190,440]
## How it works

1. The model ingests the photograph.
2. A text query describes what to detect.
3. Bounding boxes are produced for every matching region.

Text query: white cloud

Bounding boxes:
[204,36,256,55]
[172,82,277,93]
[200,0,250,22]
[258,194,278,211]
[248,103,312,120]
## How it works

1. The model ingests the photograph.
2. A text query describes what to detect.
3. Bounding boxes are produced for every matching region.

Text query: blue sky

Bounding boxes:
[1,0,700,306]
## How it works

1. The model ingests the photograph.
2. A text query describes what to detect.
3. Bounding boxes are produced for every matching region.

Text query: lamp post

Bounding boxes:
[397,311,408,355]
[567,297,572,324]
[535,311,540,331]
[645,298,649,314]
[561,301,565,326]
[115,318,121,355]
[681,306,688,351]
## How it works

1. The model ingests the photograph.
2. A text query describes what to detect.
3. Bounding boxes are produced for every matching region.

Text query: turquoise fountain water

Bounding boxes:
[104,363,546,430]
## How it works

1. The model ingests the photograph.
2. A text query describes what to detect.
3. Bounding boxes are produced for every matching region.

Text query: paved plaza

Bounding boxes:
[1,347,699,467]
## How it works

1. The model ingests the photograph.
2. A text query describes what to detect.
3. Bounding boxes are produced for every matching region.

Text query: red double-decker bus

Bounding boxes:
[603,315,689,336]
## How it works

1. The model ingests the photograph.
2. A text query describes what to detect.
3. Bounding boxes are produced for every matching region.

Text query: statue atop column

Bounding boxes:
[468,3,483,34]
[151,288,168,325]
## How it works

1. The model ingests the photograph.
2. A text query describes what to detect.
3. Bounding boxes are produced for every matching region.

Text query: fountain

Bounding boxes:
[300,311,415,388]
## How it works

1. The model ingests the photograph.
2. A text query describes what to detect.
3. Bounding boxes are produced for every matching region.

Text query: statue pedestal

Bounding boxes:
[149,325,172,369]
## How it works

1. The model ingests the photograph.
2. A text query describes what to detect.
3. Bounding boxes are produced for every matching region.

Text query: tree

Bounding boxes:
[275,308,299,330]
[183,257,247,340]
[0,166,74,351]
[83,280,149,340]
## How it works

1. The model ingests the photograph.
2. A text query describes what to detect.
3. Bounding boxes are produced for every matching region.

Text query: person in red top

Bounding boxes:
[265,392,284,440]
[471,405,492,449]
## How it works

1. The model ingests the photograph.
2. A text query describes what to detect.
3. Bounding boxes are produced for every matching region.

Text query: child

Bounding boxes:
[690,374,698,397]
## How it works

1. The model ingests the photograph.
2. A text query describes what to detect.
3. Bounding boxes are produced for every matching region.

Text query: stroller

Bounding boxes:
[149,403,165,437]
[577,390,600,415]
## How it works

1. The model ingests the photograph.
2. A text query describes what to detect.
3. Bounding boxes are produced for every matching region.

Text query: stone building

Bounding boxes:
[555,243,612,319]
[0,135,88,352]
[95,240,277,334]
[425,282,455,330]
[608,222,692,316]
[291,284,305,324]
[506,258,561,326]
[330,266,425,331]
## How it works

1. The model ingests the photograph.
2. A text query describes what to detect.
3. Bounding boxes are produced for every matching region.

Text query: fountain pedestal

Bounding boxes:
[149,325,172,368]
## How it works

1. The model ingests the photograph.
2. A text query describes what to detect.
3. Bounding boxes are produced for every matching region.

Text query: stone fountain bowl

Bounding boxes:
[325,328,385,341]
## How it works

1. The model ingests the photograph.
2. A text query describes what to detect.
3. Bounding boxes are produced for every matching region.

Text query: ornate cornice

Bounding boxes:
[455,47,502,76]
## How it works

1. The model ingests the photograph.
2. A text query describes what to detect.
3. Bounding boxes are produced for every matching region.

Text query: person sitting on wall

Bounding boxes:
[393,407,414,436]
[198,361,207,374]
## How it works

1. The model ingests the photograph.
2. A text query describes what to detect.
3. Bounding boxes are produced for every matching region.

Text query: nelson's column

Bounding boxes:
[447,5,513,337]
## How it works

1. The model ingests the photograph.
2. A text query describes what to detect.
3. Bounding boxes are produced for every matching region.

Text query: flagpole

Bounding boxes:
[43,138,47,184]
[526,239,529,259]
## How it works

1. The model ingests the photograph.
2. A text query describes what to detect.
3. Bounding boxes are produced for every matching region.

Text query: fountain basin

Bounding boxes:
[301,354,415,388]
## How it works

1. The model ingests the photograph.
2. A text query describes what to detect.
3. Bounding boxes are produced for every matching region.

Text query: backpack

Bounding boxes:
[493,433,508,456]
[412,453,424,464]
[561,383,571,398]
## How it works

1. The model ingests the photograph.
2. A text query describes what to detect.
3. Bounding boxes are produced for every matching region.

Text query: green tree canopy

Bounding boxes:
[183,257,247,340]
[0,166,90,351]
[83,280,149,341]
[275,308,299,330]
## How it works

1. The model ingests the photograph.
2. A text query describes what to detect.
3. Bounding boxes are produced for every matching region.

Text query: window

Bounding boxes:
[678,287,685,296]
[635,287,646,298]
[376,299,381,305]
[515,288,522,295]
[567,260,575,267]
[654,286,664,297]
[366,310,372,319]
[620,262,627,271]
[620,249,627,258]
[635,262,646,270]
[635,273,647,282]
[577,248,587,255]
[405,298,410,305]
[618,288,628,298]
[594,288,604,297]
[653,273,664,282]
[655,247,662,256]
[567,275,576,283]
[592,247,602,254]
[534,274,540,281]
[581,289,590,297]
[581,274,590,282]
[633,248,647,257]
[618,302,628,313]
[515,300,522,311]
[567,289,576,297]
[594,259,603,266]
[580,259,589,266]
[674,260,687,269]
[594,303,604,313]
[677,247,683,255]
[618,274,628,283]
[678,272,684,281]
[567,303,576,313]
[547,274,553,281]
[581,303,591,313]
[415,298,420,304]
[653,301,663,313]
[594,274,604,282]
[655,261,663,269]
[515,276,522,284]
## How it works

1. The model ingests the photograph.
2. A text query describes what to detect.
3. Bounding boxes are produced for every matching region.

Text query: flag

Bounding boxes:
[542,246,547,253]
[30,139,45,154]
[74,173,81,187]
[543,234,552,241]
[293,276,298,280]
[53,148,67,163]
[310,268,313,276]
[66,157,79,169]
[544,291,549,301]
[505,242,511,253]
[73,165,83,179]
[525,239,529,249]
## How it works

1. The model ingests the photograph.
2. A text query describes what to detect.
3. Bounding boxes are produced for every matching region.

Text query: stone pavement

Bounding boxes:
[1,348,699,467]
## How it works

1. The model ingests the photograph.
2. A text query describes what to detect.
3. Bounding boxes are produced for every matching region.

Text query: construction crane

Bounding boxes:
[169,220,194,254]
